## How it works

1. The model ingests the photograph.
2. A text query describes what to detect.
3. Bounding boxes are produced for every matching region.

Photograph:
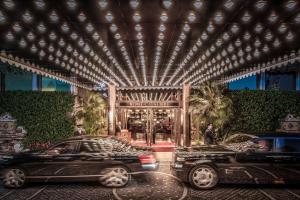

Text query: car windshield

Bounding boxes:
[252,138,274,152]
[79,137,134,153]
[46,142,78,154]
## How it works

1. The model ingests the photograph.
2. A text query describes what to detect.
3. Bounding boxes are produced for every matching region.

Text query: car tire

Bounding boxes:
[3,168,26,188]
[189,164,218,189]
[99,166,130,187]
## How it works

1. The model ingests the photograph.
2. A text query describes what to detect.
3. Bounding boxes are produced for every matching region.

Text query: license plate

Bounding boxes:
[175,163,183,168]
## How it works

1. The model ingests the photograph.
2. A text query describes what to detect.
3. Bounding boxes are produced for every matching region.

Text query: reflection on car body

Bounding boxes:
[171,134,300,189]
[0,136,159,188]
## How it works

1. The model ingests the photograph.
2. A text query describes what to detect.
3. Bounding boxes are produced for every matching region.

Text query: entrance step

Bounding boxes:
[154,152,173,162]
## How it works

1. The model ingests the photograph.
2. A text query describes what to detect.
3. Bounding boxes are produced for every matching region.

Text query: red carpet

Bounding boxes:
[151,147,175,152]
[131,141,175,152]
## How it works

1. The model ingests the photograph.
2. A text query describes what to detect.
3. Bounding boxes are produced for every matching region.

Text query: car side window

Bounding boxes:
[253,139,274,152]
[279,139,300,152]
[80,141,102,153]
[47,142,78,154]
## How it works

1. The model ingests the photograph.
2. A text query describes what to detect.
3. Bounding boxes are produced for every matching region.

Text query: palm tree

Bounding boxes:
[190,83,233,140]
[76,92,108,136]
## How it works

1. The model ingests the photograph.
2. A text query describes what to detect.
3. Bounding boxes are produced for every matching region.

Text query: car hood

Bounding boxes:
[1,151,41,161]
[176,145,234,153]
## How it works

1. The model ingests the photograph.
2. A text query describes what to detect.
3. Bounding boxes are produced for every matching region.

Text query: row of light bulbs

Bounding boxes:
[189,30,297,86]
[162,0,300,87]
[1,0,300,88]
[0,50,91,90]
[220,50,300,84]
[158,21,194,86]
[1,1,129,88]
[131,7,147,86]
[2,10,121,87]
[76,11,132,87]
[168,0,299,86]
[152,12,168,86]
[104,9,141,86]
[195,50,300,85]
[99,0,203,87]
[185,8,299,86]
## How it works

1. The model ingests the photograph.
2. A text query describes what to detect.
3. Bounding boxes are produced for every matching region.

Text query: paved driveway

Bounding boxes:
[1,162,300,200]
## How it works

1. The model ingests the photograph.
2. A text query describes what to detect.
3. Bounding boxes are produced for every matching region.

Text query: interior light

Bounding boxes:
[193,0,203,9]
[135,24,142,31]
[3,0,15,10]
[162,0,173,9]
[130,0,139,9]
[136,32,143,39]
[188,12,196,22]
[66,0,77,10]
[98,0,108,9]
[183,24,190,32]
[159,24,166,32]
[105,12,113,22]
[160,12,168,22]
[34,0,46,10]
[110,24,118,32]
[133,12,141,22]
[214,12,224,24]
[254,0,267,11]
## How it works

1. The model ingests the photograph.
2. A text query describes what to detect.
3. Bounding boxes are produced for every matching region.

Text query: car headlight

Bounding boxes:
[176,157,185,162]
[1,156,13,163]
[2,156,13,160]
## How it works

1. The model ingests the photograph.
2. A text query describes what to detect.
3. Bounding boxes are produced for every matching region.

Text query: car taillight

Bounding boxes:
[139,154,156,164]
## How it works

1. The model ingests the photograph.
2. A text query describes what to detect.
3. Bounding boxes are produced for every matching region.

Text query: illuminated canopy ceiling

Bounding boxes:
[0,0,300,90]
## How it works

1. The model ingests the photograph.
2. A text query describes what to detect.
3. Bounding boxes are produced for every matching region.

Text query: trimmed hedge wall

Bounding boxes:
[0,90,299,146]
[230,90,300,133]
[0,91,75,147]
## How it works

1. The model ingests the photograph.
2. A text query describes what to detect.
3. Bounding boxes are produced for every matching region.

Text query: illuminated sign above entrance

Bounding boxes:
[117,101,181,108]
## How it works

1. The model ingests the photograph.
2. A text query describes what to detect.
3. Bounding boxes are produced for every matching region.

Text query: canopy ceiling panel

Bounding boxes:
[0,0,299,90]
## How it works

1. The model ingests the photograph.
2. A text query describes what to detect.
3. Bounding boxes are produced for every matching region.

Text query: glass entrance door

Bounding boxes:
[126,109,175,144]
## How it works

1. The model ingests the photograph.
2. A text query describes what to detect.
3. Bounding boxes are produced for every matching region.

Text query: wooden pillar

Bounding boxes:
[108,84,116,136]
[124,110,127,129]
[175,108,182,146]
[120,109,126,129]
[183,83,191,147]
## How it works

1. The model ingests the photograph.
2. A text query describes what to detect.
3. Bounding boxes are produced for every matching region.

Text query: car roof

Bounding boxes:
[61,135,129,144]
[65,136,105,140]
[257,133,300,139]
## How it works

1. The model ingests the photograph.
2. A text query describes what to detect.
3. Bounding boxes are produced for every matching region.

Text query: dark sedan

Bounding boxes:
[171,134,300,189]
[0,136,159,188]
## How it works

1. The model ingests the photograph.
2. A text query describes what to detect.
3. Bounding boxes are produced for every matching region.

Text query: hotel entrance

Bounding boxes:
[114,89,184,147]
[124,108,175,144]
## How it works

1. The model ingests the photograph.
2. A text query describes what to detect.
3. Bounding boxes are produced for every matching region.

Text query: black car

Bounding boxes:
[0,136,159,188]
[171,134,300,189]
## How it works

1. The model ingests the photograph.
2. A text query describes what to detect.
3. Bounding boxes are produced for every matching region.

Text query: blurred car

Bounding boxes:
[171,134,300,189]
[0,136,158,188]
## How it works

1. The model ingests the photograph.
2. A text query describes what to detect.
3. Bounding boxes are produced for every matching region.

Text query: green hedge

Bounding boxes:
[230,90,300,133]
[0,91,75,148]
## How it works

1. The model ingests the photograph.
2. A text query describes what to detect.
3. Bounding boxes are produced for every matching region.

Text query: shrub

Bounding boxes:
[75,91,107,136]
[0,91,75,149]
[230,90,300,134]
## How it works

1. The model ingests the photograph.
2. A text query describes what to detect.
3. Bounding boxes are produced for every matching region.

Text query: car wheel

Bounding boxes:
[3,168,26,188]
[99,166,130,187]
[189,165,218,189]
